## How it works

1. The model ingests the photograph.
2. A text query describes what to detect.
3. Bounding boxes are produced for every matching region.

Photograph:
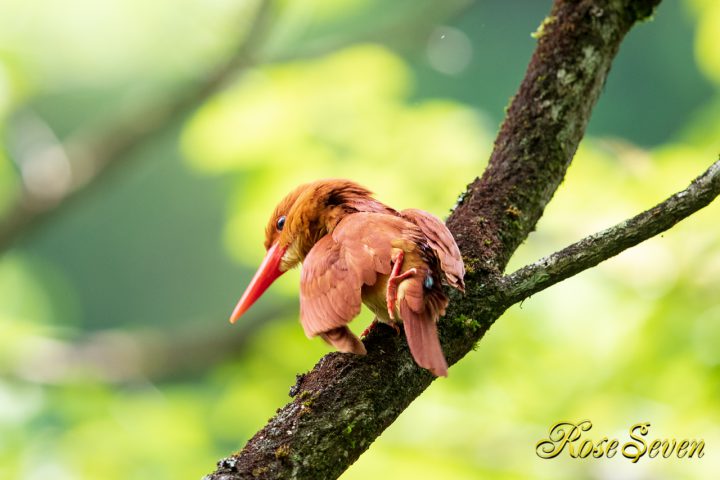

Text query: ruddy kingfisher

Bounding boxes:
[228,179,464,376]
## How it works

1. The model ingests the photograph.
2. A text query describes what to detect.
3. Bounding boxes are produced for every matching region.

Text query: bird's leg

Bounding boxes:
[360,319,378,338]
[386,250,418,320]
[388,322,401,335]
[361,319,401,338]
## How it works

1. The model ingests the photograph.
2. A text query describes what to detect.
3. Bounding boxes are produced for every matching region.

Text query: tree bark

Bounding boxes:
[204,1,679,479]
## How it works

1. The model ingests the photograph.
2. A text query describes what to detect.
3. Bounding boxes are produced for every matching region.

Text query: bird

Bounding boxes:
[228,179,465,376]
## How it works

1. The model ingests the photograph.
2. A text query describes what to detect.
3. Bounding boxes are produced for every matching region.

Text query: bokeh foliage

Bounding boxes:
[0,0,719,479]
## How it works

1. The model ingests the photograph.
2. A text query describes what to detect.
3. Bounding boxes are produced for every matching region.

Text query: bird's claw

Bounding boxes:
[360,319,378,338]
[389,323,401,335]
[386,250,417,320]
[361,319,401,338]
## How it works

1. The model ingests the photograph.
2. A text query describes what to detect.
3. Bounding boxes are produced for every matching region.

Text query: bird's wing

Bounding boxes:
[299,213,396,342]
[400,208,465,291]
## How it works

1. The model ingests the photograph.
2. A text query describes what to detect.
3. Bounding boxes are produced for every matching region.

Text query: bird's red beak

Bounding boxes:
[229,242,287,324]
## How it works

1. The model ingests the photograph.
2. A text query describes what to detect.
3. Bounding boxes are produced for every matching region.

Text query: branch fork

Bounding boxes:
[202,2,720,479]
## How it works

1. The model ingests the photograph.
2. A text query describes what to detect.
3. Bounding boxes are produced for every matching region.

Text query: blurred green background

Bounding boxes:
[1,0,719,478]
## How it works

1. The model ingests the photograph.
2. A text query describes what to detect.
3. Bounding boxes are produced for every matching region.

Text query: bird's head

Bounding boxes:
[229,179,388,323]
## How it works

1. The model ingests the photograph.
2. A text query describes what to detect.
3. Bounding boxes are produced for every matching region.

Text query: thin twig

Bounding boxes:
[500,158,720,305]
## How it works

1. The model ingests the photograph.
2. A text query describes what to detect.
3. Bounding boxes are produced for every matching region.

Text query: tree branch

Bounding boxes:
[500,158,720,305]
[205,1,664,479]
[0,0,275,254]
[12,303,291,384]
[0,0,471,255]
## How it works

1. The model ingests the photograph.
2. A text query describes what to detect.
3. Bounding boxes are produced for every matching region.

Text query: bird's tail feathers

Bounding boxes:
[400,303,449,377]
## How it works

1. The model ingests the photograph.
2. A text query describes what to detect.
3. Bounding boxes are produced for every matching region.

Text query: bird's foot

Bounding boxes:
[361,319,401,338]
[386,250,417,320]
[360,319,378,338]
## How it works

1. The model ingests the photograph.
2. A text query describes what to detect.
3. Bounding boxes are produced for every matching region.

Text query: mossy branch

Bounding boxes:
[205,1,666,479]
[500,158,720,305]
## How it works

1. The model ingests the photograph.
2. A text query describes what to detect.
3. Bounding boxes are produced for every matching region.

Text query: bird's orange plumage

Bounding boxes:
[229,179,465,377]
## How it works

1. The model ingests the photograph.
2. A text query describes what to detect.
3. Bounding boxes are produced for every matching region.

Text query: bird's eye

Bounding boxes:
[276,216,286,231]
[423,275,434,290]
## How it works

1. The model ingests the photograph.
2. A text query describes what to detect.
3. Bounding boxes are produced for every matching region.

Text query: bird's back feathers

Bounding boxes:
[400,208,465,291]
[300,210,463,376]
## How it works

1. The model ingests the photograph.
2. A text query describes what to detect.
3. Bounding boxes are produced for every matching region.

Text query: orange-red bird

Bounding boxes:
[229,179,465,376]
